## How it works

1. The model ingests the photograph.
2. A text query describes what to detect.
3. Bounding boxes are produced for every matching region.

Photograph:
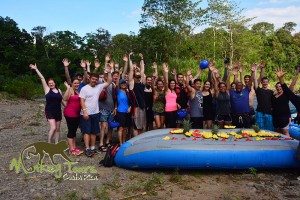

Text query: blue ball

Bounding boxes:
[199,60,209,69]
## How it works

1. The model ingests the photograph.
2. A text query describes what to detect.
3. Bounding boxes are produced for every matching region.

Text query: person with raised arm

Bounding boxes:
[230,63,252,128]
[79,64,112,157]
[144,75,154,131]
[29,64,62,144]
[271,68,292,136]
[163,63,179,128]
[97,55,118,152]
[63,78,83,156]
[152,62,166,129]
[186,70,204,129]
[253,62,274,131]
[213,66,232,128]
[115,78,132,145]
[202,73,215,129]
[128,53,146,136]
[275,67,300,125]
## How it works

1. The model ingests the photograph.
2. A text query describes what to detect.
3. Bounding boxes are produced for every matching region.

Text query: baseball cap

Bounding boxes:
[119,79,126,84]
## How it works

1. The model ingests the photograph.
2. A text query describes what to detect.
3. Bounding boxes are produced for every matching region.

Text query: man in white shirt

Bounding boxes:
[79,64,112,157]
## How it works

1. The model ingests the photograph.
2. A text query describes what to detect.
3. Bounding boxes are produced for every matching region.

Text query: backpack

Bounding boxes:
[99,144,120,167]
[99,88,108,101]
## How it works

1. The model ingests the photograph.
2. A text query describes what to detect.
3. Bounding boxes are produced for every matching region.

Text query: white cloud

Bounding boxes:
[258,0,300,5]
[126,9,142,19]
[244,6,300,32]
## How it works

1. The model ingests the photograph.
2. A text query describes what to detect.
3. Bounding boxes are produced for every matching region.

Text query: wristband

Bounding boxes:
[83,108,87,111]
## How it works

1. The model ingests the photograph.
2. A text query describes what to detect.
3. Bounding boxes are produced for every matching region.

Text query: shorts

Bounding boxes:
[256,112,273,131]
[45,111,62,121]
[232,113,251,128]
[116,112,131,128]
[190,117,204,129]
[216,114,232,123]
[80,113,100,134]
[154,111,165,116]
[99,109,114,122]
[132,107,146,130]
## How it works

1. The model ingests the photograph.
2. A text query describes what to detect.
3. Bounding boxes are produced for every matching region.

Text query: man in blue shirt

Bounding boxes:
[230,81,251,128]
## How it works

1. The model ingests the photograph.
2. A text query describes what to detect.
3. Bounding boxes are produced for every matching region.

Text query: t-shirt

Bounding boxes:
[190,90,203,117]
[271,93,291,116]
[78,82,86,92]
[255,87,273,114]
[98,83,115,111]
[79,83,105,115]
[117,89,130,113]
[230,86,250,113]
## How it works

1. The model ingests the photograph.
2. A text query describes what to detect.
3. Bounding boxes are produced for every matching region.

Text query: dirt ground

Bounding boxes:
[0,95,300,200]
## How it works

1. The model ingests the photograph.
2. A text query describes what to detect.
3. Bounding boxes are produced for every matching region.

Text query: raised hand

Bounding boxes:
[123,54,128,62]
[275,68,286,79]
[94,59,101,69]
[114,63,119,71]
[152,62,157,69]
[162,63,168,73]
[62,58,70,67]
[171,68,176,76]
[29,63,37,70]
[251,63,258,72]
[238,66,243,73]
[232,69,238,76]
[187,69,192,77]
[260,61,266,68]
[80,60,86,69]
[64,81,70,88]
[138,53,143,59]
[85,60,91,67]
[105,53,111,63]
[105,63,112,73]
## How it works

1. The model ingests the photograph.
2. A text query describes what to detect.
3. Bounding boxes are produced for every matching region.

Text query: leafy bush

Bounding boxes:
[3,75,44,99]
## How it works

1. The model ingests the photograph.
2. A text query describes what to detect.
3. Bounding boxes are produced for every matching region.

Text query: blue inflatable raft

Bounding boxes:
[115,129,300,169]
[289,123,300,140]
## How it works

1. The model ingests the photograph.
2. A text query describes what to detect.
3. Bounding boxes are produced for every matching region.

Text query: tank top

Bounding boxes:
[217,92,231,115]
[190,90,203,117]
[203,91,213,116]
[165,91,177,112]
[45,89,62,114]
[153,90,165,113]
[64,94,80,117]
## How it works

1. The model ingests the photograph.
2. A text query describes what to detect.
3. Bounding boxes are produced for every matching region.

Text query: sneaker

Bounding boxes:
[85,149,94,157]
[74,148,84,155]
[91,148,98,154]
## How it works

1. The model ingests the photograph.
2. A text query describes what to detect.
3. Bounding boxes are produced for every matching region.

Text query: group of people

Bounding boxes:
[29,53,300,158]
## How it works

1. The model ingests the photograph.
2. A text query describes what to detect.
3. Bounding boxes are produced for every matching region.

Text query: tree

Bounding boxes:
[140,0,207,35]
[0,16,34,78]
[83,28,112,59]
[251,22,274,36]
[282,22,297,33]
[206,0,253,64]
[31,26,48,59]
